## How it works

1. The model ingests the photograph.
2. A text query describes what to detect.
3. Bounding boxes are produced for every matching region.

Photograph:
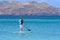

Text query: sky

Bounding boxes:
[0,0,60,8]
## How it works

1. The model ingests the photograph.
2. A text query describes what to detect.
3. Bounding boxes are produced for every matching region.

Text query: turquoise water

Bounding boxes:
[0,19,60,40]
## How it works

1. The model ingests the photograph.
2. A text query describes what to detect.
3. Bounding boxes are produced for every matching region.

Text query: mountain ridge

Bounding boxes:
[0,1,60,16]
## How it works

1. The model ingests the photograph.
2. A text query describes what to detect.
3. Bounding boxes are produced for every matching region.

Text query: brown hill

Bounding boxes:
[0,1,60,16]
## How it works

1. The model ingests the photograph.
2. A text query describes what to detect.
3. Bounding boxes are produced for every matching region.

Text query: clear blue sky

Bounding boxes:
[0,0,60,8]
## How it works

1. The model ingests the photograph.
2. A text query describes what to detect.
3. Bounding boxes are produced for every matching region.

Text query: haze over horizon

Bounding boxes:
[0,0,60,8]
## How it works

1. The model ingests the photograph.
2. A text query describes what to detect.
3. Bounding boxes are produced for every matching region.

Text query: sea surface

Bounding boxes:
[0,19,60,40]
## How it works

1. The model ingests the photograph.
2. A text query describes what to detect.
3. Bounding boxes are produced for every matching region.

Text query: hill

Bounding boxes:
[0,1,60,16]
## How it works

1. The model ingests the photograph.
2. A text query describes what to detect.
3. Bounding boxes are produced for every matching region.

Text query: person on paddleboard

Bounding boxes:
[20,18,23,32]
[19,18,31,33]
